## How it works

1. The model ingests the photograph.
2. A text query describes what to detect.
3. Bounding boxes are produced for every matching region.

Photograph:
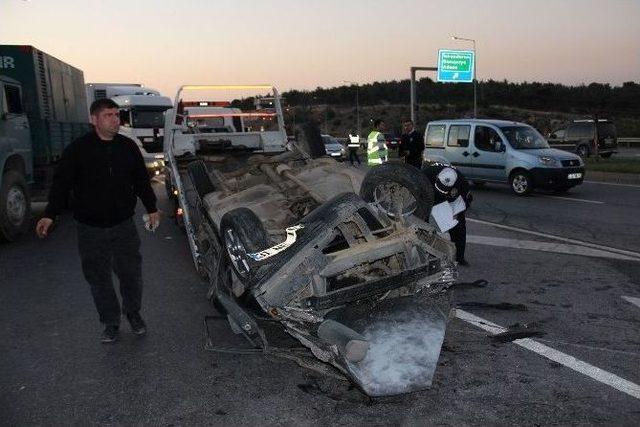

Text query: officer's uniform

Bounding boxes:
[422,164,472,265]
[367,130,388,166]
[347,134,361,166]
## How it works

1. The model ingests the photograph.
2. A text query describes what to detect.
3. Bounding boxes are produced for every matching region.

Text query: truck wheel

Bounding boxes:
[360,163,434,220]
[0,171,31,242]
[220,208,270,284]
[510,170,532,196]
[577,144,590,158]
[187,160,215,199]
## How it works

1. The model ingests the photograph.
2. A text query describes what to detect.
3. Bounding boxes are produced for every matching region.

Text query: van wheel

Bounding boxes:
[220,208,270,284]
[0,171,31,242]
[360,163,434,220]
[510,171,532,196]
[577,145,590,158]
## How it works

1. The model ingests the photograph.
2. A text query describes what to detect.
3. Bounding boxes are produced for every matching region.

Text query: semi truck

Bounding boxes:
[85,83,173,176]
[164,84,457,396]
[0,45,90,241]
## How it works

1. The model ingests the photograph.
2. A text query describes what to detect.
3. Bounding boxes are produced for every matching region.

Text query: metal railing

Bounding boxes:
[618,137,640,148]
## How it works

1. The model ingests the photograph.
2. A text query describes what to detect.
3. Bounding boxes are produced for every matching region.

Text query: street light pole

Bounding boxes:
[343,80,360,136]
[451,35,477,118]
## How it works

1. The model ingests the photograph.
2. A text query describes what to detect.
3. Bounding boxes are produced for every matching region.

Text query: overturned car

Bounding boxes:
[164,85,458,396]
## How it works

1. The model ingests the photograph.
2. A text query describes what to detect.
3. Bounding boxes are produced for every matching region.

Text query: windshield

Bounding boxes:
[322,136,340,146]
[501,125,549,149]
[131,109,166,128]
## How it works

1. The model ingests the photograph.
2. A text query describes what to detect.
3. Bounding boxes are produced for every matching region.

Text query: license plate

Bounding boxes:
[330,153,341,156]
[568,173,582,179]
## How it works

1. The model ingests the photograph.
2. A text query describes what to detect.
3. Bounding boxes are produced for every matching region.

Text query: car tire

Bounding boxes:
[510,170,532,196]
[576,144,590,158]
[187,160,216,199]
[0,170,30,242]
[220,208,270,284]
[360,163,434,220]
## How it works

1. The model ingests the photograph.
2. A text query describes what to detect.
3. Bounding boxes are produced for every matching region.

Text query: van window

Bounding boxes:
[474,126,503,152]
[4,84,23,114]
[425,124,446,147]
[566,123,593,139]
[447,125,470,147]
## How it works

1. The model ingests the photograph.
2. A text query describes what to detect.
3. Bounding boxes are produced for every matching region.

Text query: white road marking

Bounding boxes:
[583,181,640,189]
[467,235,639,261]
[622,296,640,310]
[455,309,640,400]
[540,195,604,204]
[467,218,640,261]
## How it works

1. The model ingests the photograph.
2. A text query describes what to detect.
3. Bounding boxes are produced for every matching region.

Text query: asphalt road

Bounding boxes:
[1,176,639,425]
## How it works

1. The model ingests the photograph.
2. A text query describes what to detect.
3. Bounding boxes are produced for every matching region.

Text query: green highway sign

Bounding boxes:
[437,49,475,83]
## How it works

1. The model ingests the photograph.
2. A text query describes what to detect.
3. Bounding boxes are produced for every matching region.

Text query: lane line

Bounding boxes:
[622,296,640,310]
[467,218,640,260]
[467,235,639,262]
[540,195,604,204]
[583,181,640,189]
[455,309,640,401]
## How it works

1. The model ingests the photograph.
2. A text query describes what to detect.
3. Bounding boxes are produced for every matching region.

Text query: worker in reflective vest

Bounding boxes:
[367,119,388,166]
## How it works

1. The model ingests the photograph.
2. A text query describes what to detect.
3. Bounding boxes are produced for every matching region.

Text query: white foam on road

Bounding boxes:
[467,218,640,261]
[622,296,640,310]
[455,309,640,401]
[467,235,640,262]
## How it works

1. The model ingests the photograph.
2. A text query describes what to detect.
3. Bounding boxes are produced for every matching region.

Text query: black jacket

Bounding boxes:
[44,131,157,227]
[399,129,424,167]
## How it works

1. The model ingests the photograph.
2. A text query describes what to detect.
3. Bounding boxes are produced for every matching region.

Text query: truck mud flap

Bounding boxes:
[330,295,450,397]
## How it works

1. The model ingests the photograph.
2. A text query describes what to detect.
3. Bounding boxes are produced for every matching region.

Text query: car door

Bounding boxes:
[443,124,475,178]
[469,124,507,181]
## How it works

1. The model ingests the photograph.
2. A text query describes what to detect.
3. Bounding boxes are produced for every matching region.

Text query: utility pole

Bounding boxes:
[451,35,477,118]
[410,67,437,125]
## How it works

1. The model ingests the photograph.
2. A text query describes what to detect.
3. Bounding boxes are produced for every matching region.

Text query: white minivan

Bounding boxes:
[422,119,585,195]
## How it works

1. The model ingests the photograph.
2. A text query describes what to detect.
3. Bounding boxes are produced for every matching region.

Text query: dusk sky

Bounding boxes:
[2,0,639,98]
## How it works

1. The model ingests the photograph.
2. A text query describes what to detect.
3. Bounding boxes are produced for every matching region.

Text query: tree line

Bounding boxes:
[282,79,639,116]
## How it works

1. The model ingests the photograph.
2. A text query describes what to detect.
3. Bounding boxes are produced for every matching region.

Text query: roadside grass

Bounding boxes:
[585,157,640,174]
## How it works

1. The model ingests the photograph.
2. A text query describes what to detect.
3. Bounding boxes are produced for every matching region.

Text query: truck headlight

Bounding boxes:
[539,156,559,167]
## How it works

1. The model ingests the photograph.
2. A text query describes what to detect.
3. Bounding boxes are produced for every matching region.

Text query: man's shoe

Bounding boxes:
[101,325,119,344]
[457,259,470,267]
[127,313,147,336]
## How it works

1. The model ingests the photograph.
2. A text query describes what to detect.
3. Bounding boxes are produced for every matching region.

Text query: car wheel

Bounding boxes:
[360,163,434,220]
[0,171,31,242]
[510,171,532,196]
[577,144,590,158]
[220,208,270,285]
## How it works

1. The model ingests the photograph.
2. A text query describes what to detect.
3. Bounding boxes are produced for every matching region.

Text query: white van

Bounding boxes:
[422,119,585,195]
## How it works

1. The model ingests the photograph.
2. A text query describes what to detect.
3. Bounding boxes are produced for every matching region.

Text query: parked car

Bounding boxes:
[384,133,401,149]
[321,134,346,160]
[422,119,585,195]
[548,119,617,158]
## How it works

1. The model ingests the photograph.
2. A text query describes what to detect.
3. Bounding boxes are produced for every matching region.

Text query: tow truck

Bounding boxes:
[163,84,458,396]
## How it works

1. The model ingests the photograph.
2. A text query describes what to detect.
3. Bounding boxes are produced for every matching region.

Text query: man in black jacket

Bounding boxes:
[36,99,159,343]
[399,119,424,169]
[422,163,472,266]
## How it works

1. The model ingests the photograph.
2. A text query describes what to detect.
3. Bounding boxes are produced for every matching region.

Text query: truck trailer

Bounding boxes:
[0,45,90,241]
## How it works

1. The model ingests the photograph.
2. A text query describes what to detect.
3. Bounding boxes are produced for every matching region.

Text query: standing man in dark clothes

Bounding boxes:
[422,163,472,266]
[36,98,159,343]
[399,119,424,169]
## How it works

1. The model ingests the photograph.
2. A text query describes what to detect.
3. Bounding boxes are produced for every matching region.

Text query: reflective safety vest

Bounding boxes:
[348,134,360,148]
[367,130,388,166]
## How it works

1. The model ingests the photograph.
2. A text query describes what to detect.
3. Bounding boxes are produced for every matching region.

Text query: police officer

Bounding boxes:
[347,132,362,166]
[367,119,388,166]
[422,164,472,266]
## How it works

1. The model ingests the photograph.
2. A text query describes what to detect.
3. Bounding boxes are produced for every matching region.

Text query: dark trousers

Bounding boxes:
[77,218,143,326]
[348,147,361,165]
[449,213,466,262]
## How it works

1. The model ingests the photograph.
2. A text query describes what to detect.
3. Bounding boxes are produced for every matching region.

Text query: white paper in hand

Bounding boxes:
[430,202,458,232]
[450,196,466,215]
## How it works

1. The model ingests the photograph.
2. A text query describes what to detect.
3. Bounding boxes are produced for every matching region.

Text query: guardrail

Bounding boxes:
[618,137,640,148]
